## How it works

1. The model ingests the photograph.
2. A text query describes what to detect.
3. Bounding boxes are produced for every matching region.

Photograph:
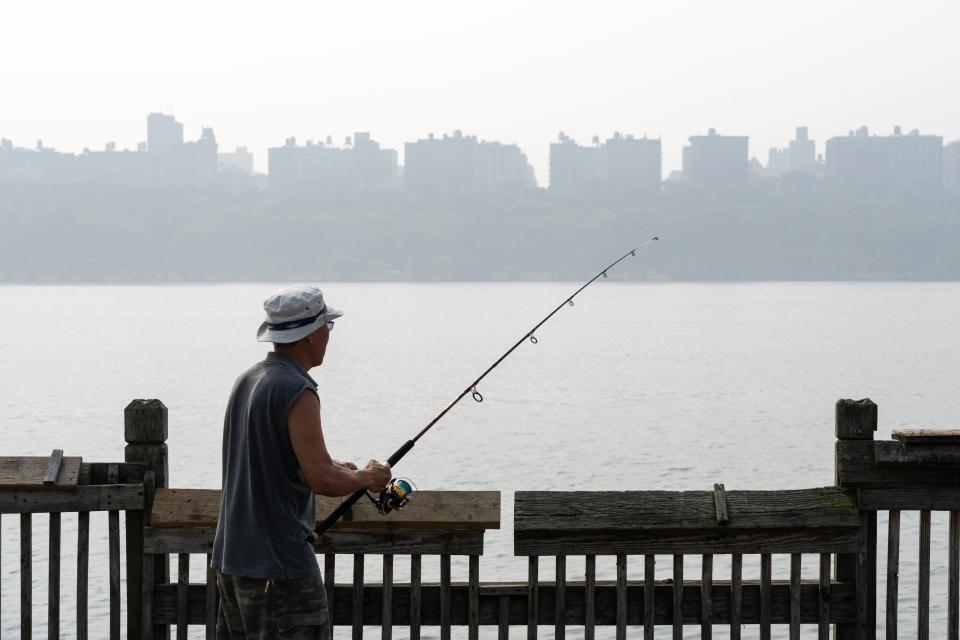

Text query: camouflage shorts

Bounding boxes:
[216,570,332,640]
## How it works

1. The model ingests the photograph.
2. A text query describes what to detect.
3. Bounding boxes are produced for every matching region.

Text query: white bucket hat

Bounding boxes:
[256,285,343,344]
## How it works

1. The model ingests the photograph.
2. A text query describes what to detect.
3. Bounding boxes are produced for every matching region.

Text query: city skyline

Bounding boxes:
[2,1,957,185]
[3,117,959,184]
[3,112,956,194]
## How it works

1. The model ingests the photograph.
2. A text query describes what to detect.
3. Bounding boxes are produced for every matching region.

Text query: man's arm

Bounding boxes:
[288,390,391,497]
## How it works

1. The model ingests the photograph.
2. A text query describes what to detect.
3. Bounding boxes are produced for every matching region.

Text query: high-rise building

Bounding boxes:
[767,127,818,177]
[944,140,960,195]
[825,126,942,192]
[549,132,660,196]
[219,147,255,174]
[404,130,536,194]
[147,113,184,155]
[145,113,219,185]
[682,129,749,187]
[268,132,399,191]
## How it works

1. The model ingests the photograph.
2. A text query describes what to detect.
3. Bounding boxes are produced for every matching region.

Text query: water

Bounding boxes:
[2,282,960,638]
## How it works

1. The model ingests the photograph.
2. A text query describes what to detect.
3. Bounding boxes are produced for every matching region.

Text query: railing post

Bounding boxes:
[125,399,170,640]
[835,398,877,640]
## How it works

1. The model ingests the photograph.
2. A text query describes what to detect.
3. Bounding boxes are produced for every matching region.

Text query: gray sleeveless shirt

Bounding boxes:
[211,352,320,579]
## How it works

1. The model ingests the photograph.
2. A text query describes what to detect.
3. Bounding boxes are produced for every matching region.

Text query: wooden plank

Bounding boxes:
[819,553,830,640]
[863,511,877,640]
[919,510,931,640]
[143,550,155,640]
[515,488,859,534]
[556,556,566,640]
[527,557,538,640]
[644,555,655,640]
[616,554,626,640]
[410,555,421,640]
[0,455,82,489]
[42,449,64,486]
[152,580,861,626]
[316,529,486,556]
[893,428,960,443]
[48,511,61,640]
[177,554,190,640]
[144,528,216,554]
[79,461,149,485]
[325,554,336,614]
[837,440,960,487]
[205,554,217,640]
[441,554,451,640]
[142,471,156,640]
[108,464,121,640]
[713,484,728,524]
[886,511,899,640]
[0,484,144,513]
[516,528,861,556]
[790,553,801,640]
[77,510,90,640]
[498,594,510,640]
[672,555,683,640]
[584,555,596,640]
[835,398,877,440]
[21,513,31,640]
[859,486,960,511]
[702,554,713,639]
[760,553,771,640]
[730,554,742,640]
[143,526,483,556]
[126,508,145,640]
[151,488,499,529]
[382,555,393,640]
[353,554,365,640]
[876,441,960,468]
[951,512,959,640]
[469,555,480,640]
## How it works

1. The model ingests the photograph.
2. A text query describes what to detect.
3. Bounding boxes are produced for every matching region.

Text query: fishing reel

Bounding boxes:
[367,478,416,515]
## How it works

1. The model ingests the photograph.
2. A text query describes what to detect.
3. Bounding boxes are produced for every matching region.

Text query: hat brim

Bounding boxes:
[256,307,343,343]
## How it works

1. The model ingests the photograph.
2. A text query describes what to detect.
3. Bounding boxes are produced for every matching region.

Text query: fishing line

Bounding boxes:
[311,237,660,540]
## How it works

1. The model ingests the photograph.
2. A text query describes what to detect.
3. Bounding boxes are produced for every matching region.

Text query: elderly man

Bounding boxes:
[212,285,391,639]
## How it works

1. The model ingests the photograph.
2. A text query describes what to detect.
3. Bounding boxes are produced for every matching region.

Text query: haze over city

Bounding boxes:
[2,0,958,180]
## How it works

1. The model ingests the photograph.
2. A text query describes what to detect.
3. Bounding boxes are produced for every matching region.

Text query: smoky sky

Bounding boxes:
[2,0,957,183]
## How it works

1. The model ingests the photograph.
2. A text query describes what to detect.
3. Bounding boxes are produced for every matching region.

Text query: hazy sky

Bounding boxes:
[2,1,958,183]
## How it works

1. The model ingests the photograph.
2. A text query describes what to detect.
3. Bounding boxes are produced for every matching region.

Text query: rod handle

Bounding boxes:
[387,439,416,466]
[310,440,417,541]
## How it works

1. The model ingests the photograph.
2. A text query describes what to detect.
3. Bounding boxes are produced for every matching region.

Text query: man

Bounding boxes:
[212,284,392,639]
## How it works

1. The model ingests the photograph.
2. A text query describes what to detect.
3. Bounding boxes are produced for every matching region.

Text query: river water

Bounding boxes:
[2,282,959,638]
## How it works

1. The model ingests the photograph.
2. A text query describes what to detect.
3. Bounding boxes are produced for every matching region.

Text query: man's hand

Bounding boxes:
[363,460,391,492]
[334,460,358,470]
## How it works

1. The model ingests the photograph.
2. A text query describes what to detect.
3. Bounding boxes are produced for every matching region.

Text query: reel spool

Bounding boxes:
[367,478,416,514]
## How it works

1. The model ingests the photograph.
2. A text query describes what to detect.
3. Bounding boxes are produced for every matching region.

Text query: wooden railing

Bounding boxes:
[3,396,960,639]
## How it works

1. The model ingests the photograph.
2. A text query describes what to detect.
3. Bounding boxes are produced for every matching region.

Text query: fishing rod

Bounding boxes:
[311,237,660,540]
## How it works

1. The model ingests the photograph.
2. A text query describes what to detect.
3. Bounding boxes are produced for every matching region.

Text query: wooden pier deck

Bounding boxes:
[2,397,960,639]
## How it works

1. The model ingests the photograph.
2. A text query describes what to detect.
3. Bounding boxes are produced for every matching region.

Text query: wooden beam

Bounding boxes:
[149,488,500,530]
[152,580,859,626]
[836,440,960,488]
[0,456,82,489]
[42,449,64,486]
[0,484,144,513]
[876,441,960,468]
[515,488,858,536]
[859,486,960,511]
[713,484,729,525]
[893,429,960,444]
[515,528,860,556]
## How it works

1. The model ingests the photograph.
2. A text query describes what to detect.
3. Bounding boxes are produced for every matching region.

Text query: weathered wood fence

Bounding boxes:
[2,397,959,639]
